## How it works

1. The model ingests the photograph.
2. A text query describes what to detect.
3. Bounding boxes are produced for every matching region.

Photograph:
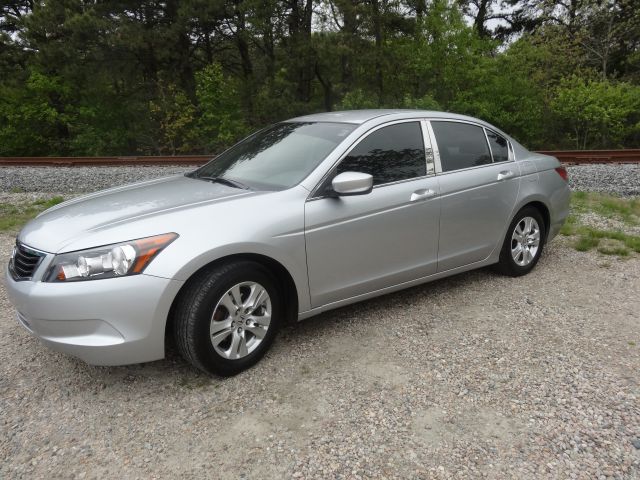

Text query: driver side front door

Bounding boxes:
[304,120,441,308]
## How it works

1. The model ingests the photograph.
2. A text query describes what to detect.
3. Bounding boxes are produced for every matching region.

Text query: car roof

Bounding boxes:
[286,109,483,125]
[286,109,531,161]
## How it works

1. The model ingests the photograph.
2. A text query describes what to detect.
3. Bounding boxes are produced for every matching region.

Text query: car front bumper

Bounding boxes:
[5,267,184,366]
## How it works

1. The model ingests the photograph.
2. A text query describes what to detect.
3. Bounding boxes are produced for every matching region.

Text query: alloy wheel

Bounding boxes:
[511,216,540,267]
[209,282,272,360]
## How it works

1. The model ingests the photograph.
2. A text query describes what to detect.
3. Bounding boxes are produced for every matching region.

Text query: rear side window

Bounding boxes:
[431,121,492,172]
[486,130,509,163]
[336,122,426,185]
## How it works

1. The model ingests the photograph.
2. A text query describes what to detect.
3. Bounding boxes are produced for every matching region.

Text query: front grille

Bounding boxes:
[9,242,46,281]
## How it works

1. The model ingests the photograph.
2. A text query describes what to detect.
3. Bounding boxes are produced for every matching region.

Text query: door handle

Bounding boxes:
[497,170,514,181]
[410,188,437,202]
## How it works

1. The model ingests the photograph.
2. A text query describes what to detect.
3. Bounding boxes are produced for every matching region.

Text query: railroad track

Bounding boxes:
[0,150,639,166]
[536,150,640,165]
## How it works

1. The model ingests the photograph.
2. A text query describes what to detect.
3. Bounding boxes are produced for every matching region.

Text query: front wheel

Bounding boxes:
[495,207,546,277]
[173,261,282,376]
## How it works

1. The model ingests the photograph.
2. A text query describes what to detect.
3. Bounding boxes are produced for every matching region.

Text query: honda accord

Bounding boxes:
[6,110,570,375]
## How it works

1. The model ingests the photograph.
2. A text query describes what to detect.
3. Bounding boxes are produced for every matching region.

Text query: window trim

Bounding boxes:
[426,119,515,175]
[425,120,443,174]
[308,119,433,200]
[422,119,438,175]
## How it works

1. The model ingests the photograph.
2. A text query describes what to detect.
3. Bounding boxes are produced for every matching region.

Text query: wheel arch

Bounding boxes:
[165,253,300,345]
[517,199,551,239]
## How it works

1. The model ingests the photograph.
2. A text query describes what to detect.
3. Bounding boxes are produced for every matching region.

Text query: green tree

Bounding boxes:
[551,76,640,149]
[193,64,248,153]
[1,0,640,155]
[149,82,197,155]
[0,72,70,156]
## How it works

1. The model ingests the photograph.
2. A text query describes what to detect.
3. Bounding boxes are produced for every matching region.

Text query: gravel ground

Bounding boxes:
[1,164,639,478]
[566,164,640,197]
[1,233,639,479]
[0,163,639,196]
[0,165,193,194]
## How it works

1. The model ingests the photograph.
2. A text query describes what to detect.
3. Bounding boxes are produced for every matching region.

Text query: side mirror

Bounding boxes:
[331,171,373,196]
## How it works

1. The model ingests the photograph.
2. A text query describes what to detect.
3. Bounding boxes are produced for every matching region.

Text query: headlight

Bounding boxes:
[44,233,178,282]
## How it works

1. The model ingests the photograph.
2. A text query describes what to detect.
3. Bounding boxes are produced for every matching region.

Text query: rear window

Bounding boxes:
[486,130,510,163]
[431,121,492,172]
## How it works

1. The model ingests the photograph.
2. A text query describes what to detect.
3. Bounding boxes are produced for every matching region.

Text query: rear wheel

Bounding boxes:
[173,261,282,376]
[496,207,546,277]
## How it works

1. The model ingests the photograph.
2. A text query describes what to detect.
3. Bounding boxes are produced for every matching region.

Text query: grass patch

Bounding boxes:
[574,235,599,252]
[597,245,630,256]
[567,225,639,254]
[568,191,640,226]
[597,238,631,256]
[561,191,640,257]
[0,196,65,232]
[559,214,580,236]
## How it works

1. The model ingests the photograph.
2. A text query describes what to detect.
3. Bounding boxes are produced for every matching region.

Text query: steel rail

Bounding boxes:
[536,150,640,164]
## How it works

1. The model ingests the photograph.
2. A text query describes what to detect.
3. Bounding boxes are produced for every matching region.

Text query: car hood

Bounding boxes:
[18,175,255,253]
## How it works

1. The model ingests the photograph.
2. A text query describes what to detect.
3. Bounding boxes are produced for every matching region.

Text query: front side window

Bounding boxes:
[431,121,492,172]
[486,130,510,163]
[336,122,426,185]
[190,122,356,190]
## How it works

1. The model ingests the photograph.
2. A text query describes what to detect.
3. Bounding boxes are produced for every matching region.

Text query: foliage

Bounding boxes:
[149,82,197,155]
[551,77,640,149]
[0,72,70,156]
[193,65,249,153]
[0,0,639,155]
[450,37,549,147]
[337,89,379,110]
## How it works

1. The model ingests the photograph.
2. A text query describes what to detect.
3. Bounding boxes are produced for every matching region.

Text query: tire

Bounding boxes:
[495,206,546,277]
[173,260,282,376]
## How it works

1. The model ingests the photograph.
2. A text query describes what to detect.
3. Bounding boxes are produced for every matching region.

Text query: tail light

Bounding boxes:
[555,166,568,182]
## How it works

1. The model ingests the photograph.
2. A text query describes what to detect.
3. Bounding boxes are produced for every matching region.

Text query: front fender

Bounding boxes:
[142,186,310,312]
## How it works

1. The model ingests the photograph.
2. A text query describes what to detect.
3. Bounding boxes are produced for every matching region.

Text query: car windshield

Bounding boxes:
[188,122,356,190]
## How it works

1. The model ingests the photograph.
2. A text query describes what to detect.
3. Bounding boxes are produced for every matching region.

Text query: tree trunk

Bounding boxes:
[233,0,254,114]
[288,0,314,103]
[371,0,384,104]
[315,62,334,111]
[474,0,490,38]
[340,0,359,89]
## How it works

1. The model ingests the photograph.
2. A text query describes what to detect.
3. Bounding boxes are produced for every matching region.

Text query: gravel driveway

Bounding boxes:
[1,164,639,478]
[1,233,639,479]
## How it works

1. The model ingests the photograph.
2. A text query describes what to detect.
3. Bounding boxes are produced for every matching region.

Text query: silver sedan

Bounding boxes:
[6,110,570,376]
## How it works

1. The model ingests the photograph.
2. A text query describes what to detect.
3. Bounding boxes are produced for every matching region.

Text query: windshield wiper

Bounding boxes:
[194,176,250,190]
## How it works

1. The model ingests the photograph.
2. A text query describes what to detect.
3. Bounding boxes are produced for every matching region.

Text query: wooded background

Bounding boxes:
[1,0,639,157]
